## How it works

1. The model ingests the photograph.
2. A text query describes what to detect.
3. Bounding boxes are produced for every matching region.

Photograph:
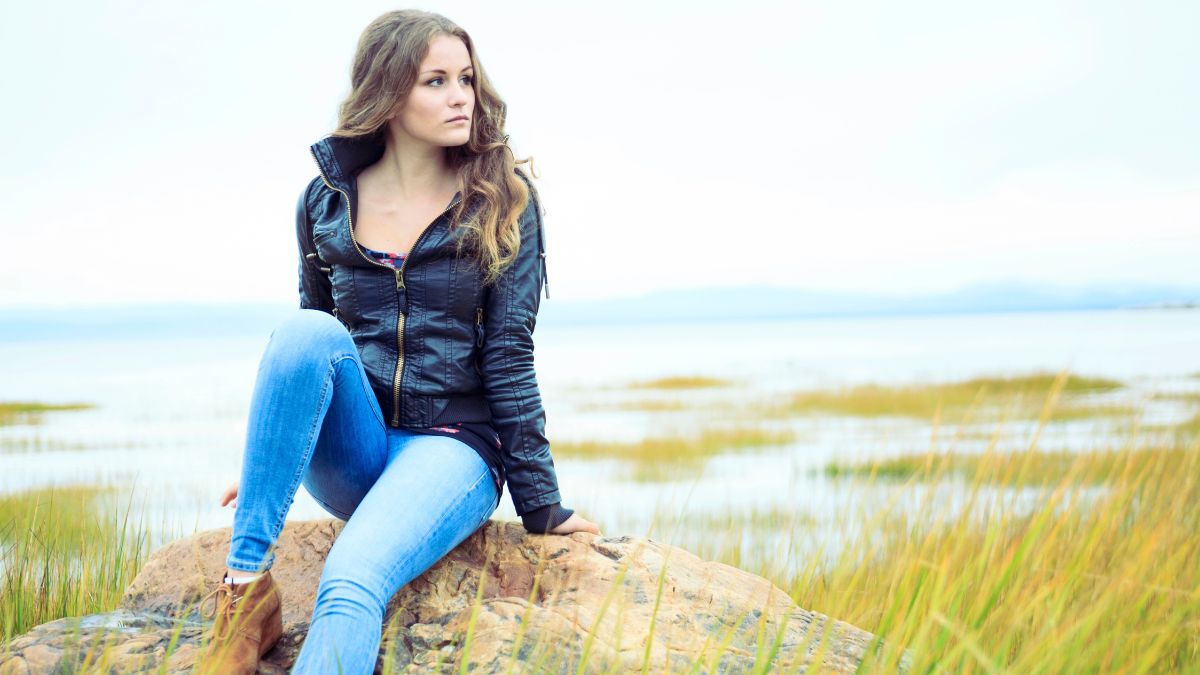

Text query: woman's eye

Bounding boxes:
[428,75,474,86]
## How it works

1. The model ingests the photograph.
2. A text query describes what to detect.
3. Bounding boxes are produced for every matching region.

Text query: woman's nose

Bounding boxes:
[450,82,471,104]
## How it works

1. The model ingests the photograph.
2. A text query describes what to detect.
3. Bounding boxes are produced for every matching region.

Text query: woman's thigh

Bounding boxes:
[296,320,390,520]
[317,432,499,600]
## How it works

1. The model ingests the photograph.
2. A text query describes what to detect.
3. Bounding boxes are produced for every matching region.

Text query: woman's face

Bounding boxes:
[389,34,475,149]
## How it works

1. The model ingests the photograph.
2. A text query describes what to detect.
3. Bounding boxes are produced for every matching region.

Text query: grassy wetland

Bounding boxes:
[3,341,1200,670]
[558,369,1200,671]
[0,484,159,640]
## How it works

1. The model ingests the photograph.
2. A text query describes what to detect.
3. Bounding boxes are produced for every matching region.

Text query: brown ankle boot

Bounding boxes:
[195,570,283,675]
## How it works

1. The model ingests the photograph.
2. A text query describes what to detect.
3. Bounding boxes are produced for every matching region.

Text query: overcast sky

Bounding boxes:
[2,0,1197,308]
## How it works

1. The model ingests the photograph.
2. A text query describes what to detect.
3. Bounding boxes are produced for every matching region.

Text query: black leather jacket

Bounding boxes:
[298,134,561,516]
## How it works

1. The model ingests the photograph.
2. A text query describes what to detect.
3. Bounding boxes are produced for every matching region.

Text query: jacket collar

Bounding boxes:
[309,134,386,192]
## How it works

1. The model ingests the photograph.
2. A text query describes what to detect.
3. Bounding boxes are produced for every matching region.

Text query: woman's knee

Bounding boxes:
[312,567,387,620]
[263,309,354,365]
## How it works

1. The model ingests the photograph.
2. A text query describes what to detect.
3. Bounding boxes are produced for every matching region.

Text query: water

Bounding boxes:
[2,308,1198,566]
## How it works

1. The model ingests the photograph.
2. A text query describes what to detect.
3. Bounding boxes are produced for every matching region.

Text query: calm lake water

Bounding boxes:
[2,308,1198,566]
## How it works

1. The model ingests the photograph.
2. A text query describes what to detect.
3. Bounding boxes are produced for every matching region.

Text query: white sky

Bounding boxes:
[2,0,1197,308]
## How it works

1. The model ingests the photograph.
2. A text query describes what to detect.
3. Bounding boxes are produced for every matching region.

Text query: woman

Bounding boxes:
[196,10,599,674]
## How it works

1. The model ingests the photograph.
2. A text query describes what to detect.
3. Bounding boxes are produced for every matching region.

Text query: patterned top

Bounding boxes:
[362,245,406,268]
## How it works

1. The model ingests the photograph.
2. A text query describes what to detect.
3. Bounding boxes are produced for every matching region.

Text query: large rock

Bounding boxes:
[0,520,908,673]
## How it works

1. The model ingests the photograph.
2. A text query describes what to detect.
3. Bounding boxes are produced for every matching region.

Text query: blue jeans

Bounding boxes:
[226,309,500,674]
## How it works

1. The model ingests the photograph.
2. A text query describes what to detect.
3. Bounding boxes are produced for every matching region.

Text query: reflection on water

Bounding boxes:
[1,308,1199,563]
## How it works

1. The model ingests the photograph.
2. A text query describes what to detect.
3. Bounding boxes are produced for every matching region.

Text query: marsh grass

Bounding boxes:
[625,376,734,390]
[763,371,1127,422]
[0,437,146,454]
[1151,391,1200,404]
[574,371,1138,424]
[9,433,1199,672]
[553,427,796,463]
[574,399,691,413]
[821,445,1193,486]
[791,437,1200,672]
[552,426,797,482]
[0,437,90,453]
[0,483,156,642]
[0,401,93,426]
[14,422,1197,672]
[6,372,1199,672]
[1158,411,1200,445]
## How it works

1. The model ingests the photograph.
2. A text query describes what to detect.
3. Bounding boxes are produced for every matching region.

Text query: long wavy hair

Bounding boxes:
[330,10,537,284]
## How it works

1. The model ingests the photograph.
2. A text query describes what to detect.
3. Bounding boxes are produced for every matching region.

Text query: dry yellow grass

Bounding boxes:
[822,445,1191,486]
[789,438,1200,672]
[553,426,796,482]
[766,371,1127,421]
[624,375,734,390]
[553,426,795,463]
[573,399,690,413]
[0,401,93,426]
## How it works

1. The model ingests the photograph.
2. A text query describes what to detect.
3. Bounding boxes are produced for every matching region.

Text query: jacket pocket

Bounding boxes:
[474,307,485,348]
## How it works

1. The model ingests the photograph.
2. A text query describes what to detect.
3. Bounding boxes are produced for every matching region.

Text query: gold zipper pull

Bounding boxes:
[395,269,404,290]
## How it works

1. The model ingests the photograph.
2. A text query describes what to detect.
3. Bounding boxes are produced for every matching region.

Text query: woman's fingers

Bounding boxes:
[219,481,239,508]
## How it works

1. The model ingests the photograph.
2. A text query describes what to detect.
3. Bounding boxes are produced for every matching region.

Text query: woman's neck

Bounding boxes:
[372,134,458,200]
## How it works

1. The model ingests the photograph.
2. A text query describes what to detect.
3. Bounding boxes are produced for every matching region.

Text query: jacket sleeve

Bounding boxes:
[296,176,335,314]
[479,176,561,516]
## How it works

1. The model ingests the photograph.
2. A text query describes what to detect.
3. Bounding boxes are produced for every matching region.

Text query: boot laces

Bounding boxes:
[199,581,244,642]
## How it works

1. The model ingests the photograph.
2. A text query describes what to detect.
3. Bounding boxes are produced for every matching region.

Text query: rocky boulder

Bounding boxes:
[0,519,907,673]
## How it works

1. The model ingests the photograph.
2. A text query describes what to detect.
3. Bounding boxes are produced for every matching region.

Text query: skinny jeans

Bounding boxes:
[226,308,500,674]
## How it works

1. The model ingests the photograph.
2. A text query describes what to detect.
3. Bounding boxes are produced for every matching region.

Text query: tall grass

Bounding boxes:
[0,484,154,642]
[790,437,1200,672]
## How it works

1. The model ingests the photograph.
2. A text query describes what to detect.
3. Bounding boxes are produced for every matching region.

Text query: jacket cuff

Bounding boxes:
[520,502,574,534]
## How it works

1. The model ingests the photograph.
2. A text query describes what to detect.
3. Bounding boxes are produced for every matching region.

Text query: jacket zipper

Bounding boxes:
[308,148,392,271]
[308,147,464,427]
[391,193,460,425]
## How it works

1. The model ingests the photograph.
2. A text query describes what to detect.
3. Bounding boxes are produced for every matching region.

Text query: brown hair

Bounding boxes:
[331,9,537,284]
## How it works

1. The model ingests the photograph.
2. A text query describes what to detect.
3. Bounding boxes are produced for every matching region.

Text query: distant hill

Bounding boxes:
[537,281,1200,325]
[0,282,1196,341]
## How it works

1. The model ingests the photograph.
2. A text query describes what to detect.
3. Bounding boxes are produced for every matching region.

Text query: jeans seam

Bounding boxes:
[300,353,381,525]
[264,351,339,562]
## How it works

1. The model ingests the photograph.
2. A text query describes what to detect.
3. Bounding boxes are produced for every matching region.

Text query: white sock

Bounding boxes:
[224,572,264,585]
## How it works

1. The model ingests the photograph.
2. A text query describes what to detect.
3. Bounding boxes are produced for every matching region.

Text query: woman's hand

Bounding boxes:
[220,480,239,509]
[549,513,601,536]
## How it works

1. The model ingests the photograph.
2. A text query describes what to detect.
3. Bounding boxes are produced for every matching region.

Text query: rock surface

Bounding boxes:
[0,519,908,673]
